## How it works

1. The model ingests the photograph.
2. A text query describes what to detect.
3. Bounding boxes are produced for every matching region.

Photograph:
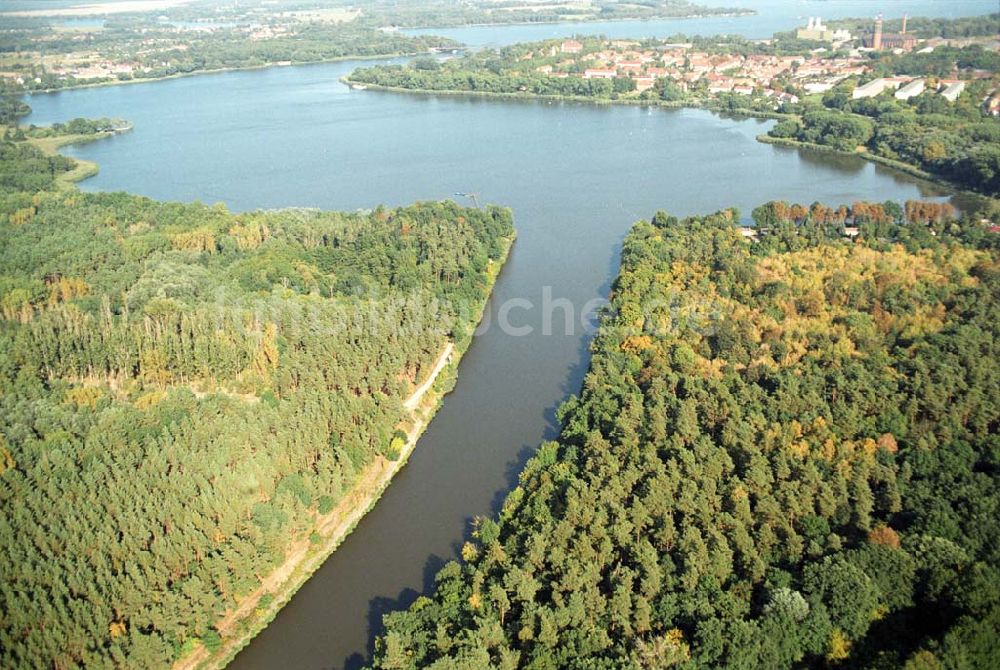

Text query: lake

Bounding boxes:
[403,0,998,48]
[22,4,987,668]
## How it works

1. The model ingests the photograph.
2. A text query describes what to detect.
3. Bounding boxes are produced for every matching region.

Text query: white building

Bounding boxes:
[852,77,906,99]
[853,78,890,99]
[804,81,835,94]
[940,81,966,102]
[796,17,853,43]
[894,78,925,100]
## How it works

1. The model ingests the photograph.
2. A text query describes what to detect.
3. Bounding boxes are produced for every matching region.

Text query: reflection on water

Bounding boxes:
[22,28,979,670]
[769,142,868,175]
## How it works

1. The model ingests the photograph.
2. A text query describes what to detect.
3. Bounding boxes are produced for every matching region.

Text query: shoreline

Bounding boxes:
[173,229,516,670]
[24,127,132,187]
[758,134,999,208]
[396,9,756,32]
[15,8,760,96]
[341,75,792,121]
[22,52,421,96]
[342,77,998,206]
[15,10,757,96]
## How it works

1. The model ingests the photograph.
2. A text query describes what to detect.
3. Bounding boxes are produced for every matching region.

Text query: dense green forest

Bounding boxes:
[0,138,75,193]
[768,46,1000,197]
[0,128,513,667]
[0,98,31,125]
[370,202,1000,668]
[349,54,635,99]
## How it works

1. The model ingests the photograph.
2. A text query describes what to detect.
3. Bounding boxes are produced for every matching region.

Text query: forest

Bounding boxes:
[0,126,514,667]
[0,98,31,125]
[349,56,634,99]
[0,138,75,194]
[370,202,1000,669]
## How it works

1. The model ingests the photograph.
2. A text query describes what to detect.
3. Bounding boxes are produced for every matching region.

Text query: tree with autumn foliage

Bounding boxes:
[370,203,1000,669]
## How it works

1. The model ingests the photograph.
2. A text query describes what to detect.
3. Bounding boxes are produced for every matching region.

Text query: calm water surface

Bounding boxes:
[404,0,998,47]
[24,4,982,667]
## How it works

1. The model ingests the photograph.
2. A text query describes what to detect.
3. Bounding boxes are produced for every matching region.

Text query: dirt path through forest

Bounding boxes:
[174,343,454,670]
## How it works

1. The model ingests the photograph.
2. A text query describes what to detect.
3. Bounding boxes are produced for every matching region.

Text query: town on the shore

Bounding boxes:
[522,15,999,112]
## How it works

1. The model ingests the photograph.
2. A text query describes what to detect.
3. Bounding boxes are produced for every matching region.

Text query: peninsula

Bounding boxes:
[346,14,1000,197]
[0,112,514,669]
[0,0,747,93]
